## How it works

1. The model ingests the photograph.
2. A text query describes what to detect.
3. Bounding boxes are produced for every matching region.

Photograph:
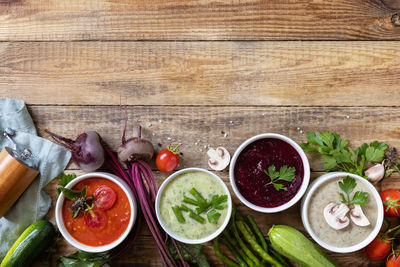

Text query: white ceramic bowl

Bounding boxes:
[301,172,384,253]
[155,168,232,244]
[55,172,137,253]
[229,133,310,213]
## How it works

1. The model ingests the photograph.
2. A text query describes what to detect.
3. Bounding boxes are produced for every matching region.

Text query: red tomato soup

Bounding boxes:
[62,178,131,246]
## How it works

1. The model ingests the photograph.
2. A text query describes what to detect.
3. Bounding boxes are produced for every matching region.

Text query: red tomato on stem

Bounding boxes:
[94,185,117,211]
[365,224,400,260]
[156,144,181,173]
[381,189,400,217]
[387,246,400,267]
[364,232,392,260]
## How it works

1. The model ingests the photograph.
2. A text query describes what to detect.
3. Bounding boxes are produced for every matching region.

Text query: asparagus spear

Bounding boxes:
[213,237,240,267]
[236,221,283,267]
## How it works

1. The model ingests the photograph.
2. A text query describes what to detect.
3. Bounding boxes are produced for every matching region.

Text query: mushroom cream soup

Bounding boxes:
[160,171,228,240]
[308,177,377,247]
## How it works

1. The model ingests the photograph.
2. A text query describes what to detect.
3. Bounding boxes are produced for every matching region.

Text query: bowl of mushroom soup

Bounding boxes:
[301,172,384,253]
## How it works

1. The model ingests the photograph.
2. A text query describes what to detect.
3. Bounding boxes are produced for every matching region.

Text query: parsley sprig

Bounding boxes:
[264,165,296,191]
[300,132,388,177]
[173,188,228,224]
[338,176,368,206]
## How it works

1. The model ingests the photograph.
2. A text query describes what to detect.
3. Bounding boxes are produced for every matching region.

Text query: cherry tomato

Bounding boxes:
[84,209,107,229]
[364,232,392,260]
[156,144,180,173]
[381,189,400,217]
[94,186,117,211]
[387,246,400,267]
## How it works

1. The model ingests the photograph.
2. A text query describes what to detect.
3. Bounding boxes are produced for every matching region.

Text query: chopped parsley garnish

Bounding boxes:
[264,165,296,191]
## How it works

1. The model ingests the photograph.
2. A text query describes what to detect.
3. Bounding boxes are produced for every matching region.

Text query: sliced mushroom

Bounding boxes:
[323,203,350,230]
[350,205,370,227]
[207,147,230,171]
[365,163,385,184]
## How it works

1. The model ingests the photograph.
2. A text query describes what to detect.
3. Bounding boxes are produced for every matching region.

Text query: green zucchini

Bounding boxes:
[1,220,56,267]
[268,225,338,267]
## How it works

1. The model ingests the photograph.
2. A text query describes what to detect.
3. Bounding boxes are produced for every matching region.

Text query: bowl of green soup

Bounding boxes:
[155,168,232,244]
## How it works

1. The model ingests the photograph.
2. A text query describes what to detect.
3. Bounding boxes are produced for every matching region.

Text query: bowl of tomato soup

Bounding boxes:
[230,133,310,213]
[55,172,137,252]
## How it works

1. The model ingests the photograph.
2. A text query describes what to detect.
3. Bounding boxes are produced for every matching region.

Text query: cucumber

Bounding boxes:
[268,225,338,267]
[1,220,56,267]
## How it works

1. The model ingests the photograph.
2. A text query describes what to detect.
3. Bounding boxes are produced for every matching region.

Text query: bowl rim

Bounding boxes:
[155,167,232,244]
[229,133,310,213]
[55,172,137,253]
[301,172,384,253]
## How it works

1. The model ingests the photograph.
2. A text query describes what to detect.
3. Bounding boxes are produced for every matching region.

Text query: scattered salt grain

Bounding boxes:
[152,132,156,136]
[199,148,203,152]
[300,130,304,134]
[146,122,152,127]
[224,133,228,138]
[159,119,163,123]
[346,115,350,119]
[167,137,172,141]
[229,120,233,124]
[297,127,300,130]
[194,142,198,145]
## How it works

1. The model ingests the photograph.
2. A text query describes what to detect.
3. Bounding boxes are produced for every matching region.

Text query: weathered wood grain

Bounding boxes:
[0,0,399,41]
[45,170,394,266]
[28,105,400,172]
[1,41,400,106]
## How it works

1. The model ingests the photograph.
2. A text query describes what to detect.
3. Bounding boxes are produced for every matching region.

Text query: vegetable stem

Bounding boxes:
[213,238,240,267]
[172,206,185,223]
[236,221,283,267]
[247,215,268,252]
[189,211,205,224]
[221,237,247,267]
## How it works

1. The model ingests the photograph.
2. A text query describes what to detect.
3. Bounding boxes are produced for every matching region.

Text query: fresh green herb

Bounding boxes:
[207,209,221,224]
[59,185,95,218]
[338,176,368,206]
[172,205,185,223]
[300,131,388,177]
[264,165,296,191]
[57,172,77,194]
[178,188,228,224]
[57,251,110,267]
[210,195,228,210]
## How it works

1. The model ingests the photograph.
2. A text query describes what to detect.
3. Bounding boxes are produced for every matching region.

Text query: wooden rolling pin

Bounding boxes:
[0,147,39,218]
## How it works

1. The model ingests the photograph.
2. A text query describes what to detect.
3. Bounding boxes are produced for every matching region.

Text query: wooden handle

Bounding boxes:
[0,148,39,218]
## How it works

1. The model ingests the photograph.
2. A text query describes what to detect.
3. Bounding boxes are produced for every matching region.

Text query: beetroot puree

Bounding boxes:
[234,138,304,208]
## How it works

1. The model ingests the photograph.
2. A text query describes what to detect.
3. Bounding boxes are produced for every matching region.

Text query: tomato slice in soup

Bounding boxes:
[84,209,107,229]
[94,185,117,211]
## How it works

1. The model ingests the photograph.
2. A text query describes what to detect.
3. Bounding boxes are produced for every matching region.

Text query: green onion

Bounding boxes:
[172,206,185,223]
[189,211,205,224]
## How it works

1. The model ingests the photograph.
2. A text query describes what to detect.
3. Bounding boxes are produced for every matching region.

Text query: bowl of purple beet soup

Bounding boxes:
[229,133,310,213]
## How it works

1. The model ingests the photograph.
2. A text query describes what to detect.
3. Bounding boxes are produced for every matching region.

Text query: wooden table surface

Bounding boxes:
[1,0,400,266]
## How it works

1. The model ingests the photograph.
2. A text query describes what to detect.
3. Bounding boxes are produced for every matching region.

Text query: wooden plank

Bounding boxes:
[45,170,395,266]
[0,0,399,41]
[29,105,400,172]
[1,41,400,106]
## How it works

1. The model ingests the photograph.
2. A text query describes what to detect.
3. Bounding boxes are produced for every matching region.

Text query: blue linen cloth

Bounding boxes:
[0,98,71,260]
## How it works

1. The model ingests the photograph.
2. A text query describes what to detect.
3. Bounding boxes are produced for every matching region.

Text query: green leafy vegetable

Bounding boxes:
[57,251,110,267]
[301,131,388,177]
[338,176,368,206]
[57,172,77,194]
[58,187,84,201]
[167,240,210,267]
[264,165,296,191]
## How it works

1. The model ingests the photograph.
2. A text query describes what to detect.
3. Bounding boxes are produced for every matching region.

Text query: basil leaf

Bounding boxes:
[59,187,82,201]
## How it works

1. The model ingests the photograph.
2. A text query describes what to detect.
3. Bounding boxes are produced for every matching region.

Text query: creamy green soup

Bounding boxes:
[160,171,228,240]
